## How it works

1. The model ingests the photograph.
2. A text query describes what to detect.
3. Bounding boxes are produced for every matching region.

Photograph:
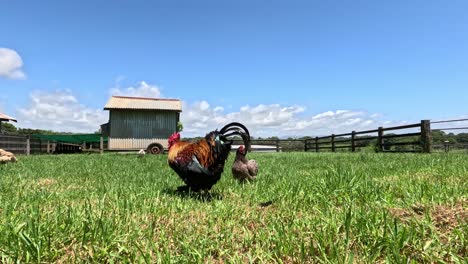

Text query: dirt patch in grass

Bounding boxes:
[204,256,226,264]
[55,239,78,264]
[389,200,467,233]
[431,201,467,233]
[388,204,424,223]
[37,178,57,187]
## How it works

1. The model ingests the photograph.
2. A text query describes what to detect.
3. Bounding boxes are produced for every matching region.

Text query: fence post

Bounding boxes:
[443,141,450,152]
[421,120,432,153]
[331,134,336,152]
[351,131,356,152]
[378,127,384,152]
[47,141,50,154]
[100,136,104,154]
[276,139,280,152]
[26,136,31,156]
[304,140,308,152]
[315,137,319,152]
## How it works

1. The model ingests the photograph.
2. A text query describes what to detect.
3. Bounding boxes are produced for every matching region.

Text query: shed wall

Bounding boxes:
[108,110,177,150]
[109,138,168,150]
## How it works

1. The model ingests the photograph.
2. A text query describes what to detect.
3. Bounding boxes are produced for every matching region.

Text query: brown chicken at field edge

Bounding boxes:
[232,145,258,183]
[167,122,251,191]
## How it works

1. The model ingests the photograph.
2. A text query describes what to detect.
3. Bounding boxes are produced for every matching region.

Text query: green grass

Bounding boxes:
[0,152,466,263]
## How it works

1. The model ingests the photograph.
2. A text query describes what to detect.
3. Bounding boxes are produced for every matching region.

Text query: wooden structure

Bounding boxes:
[0,134,44,155]
[3,118,464,155]
[103,96,182,154]
[304,120,432,153]
[0,112,17,133]
[0,134,86,155]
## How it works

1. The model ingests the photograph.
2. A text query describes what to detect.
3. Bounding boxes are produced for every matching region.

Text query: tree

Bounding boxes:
[1,122,18,133]
[177,121,184,132]
[431,130,447,144]
[456,133,468,143]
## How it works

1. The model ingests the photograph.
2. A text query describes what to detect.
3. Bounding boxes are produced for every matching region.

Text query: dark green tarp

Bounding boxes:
[32,134,108,144]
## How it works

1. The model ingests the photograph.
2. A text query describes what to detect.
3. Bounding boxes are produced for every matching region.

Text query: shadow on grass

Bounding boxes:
[162,186,224,202]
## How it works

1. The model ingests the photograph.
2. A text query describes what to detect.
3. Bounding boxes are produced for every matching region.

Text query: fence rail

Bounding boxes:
[0,133,106,155]
[232,121,429,153]
[431,118,468,124]
[0,134,48,154]
[433,143,468,152]
[230,139,305,152]
[304,121,429,153]
[1,119,466,155]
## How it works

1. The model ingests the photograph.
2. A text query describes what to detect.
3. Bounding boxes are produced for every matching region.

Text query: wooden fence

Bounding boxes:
[0,134,106,155]
[433,143,468,152]
[304,120,431,153]
[227,120,434,153]
[0,134,47,154]
[2,119,465,154]
[230,139,306,152]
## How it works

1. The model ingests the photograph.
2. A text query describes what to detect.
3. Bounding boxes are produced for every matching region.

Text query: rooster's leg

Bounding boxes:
[176,185,191,192]
[177,184,204,192]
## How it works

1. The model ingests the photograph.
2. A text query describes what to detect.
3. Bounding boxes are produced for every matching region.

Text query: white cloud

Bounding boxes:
[14,81,163,133]
[110,81,162,98]
[12,80,423,137]
[0,48,26,80]
[17,90,107,133]
[214,106,224,112]
[180,101,393,138]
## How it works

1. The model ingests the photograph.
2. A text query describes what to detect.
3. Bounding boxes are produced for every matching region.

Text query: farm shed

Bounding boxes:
[103,96,182,153]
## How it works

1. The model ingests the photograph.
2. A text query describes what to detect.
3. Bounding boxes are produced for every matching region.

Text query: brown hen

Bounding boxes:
[232,145,258,183]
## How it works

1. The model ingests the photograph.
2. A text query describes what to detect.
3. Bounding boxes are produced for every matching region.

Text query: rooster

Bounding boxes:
[167,122,251,191]
[232,145,258,183]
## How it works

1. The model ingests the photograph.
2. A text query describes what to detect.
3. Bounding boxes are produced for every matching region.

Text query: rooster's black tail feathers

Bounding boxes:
[219,122,251,152]
[220,122,250,136]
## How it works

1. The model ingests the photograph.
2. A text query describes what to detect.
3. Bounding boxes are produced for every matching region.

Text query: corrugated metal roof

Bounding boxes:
[104,96,182,111]
[0,113,17,122]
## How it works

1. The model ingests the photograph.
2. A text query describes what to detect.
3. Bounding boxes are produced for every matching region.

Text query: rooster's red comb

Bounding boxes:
[169,132,180,140]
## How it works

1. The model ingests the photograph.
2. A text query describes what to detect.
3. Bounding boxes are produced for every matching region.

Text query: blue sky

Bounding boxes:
[0,0,467,136]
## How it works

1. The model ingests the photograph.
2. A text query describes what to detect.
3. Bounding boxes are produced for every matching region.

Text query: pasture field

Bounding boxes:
[0,153,466,263]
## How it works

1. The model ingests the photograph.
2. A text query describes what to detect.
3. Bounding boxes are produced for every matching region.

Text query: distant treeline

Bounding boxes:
[0,123,98,135]
[3,122,467,146]
[432,130,468,144]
